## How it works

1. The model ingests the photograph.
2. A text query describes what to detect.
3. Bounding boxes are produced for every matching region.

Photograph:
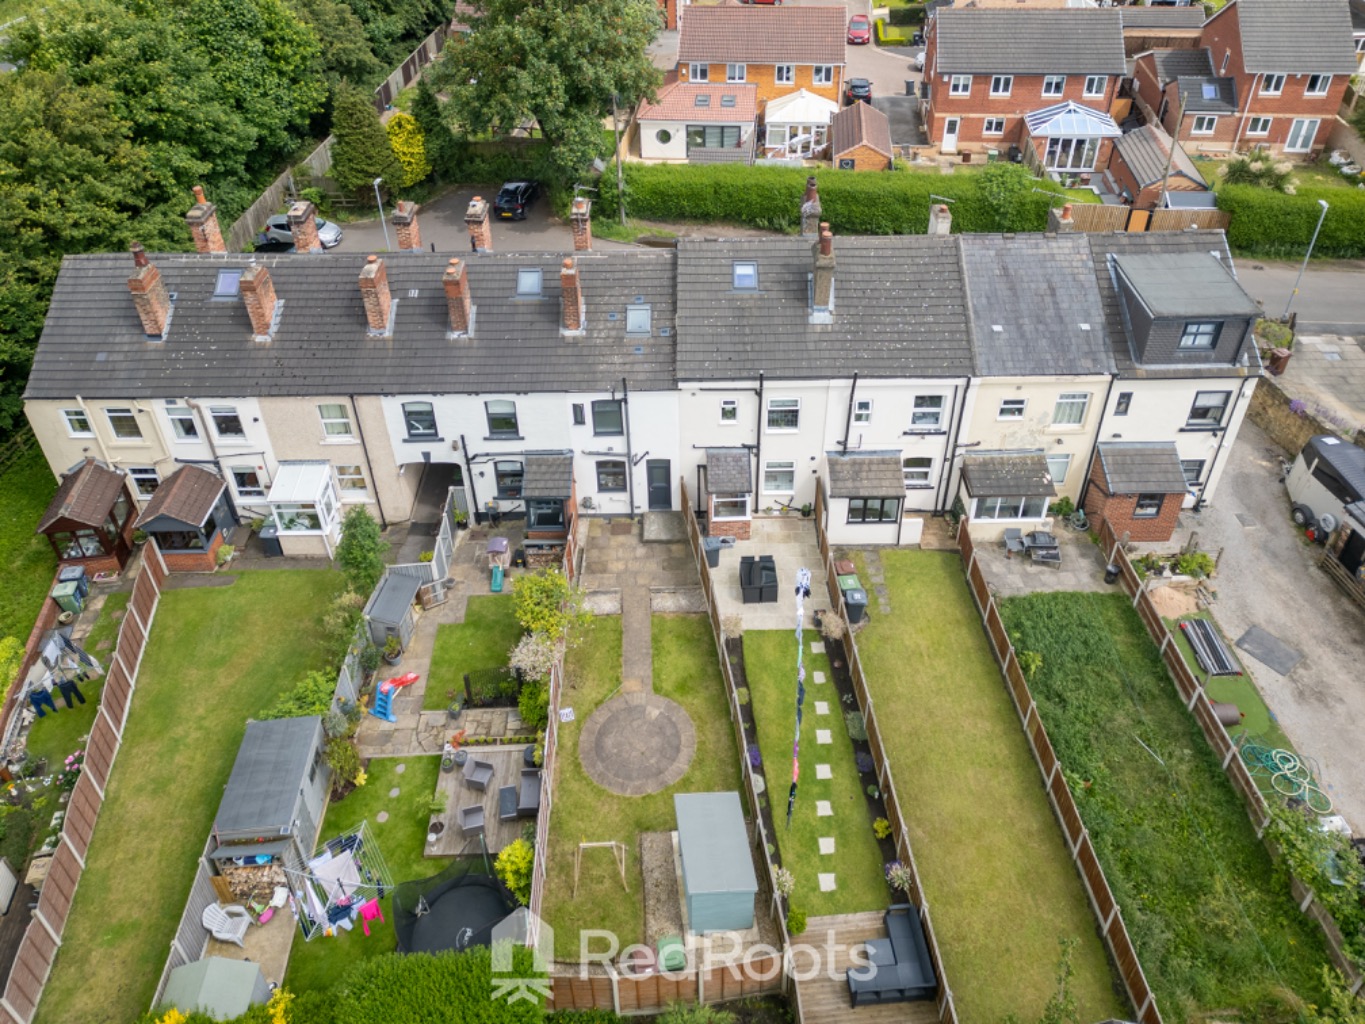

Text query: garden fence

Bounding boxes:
[0,543,169,1024]
[1096,520,1365,997]
[386,487,456,586]
[954,521,1162,1024]
[149,837,221,1010]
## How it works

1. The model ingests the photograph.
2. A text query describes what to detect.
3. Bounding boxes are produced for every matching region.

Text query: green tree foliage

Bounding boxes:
[335,505,387,594]
[330,83,403,196]
[976,162,1042,232]
[511,567,588,638]
[411,77,457,176]
[385,111,431,187]
[289,0,383,88]
[259,669,336,720]
[428,0,662,180]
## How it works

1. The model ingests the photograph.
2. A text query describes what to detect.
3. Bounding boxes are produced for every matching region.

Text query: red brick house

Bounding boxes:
[1083,442,1191,543]
[921,8,1126,163]
[1131,48,1239,154]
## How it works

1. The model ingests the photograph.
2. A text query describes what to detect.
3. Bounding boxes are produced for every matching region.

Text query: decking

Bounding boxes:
[426,747,537,856]
[794,913,938,1024]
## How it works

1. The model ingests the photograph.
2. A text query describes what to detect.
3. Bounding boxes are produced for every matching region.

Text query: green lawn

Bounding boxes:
[1193,155,1361,191]
[424,596,522,710]
[743,631,887,918]
[541,615,741,959]
[35,570,345,1024]
[853,551,1123,1024]
[0,447,58,646]
[1002,592,1332,1021]
[284,755,451,995]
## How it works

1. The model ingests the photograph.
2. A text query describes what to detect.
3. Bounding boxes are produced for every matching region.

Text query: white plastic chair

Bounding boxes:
[202,902,252,946]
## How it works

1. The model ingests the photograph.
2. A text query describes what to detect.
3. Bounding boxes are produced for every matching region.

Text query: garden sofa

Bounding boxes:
[846,904,937,1007]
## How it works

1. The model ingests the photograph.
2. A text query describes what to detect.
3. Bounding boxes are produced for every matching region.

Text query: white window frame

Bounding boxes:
[712,493,750,520]
[626,305,651,334]
[1046,453,1072,485]
[1187,390,1230,428]
[853,399,872,424]
[1305,74,1331,96]
[168,406,198,441]
[1083,75,1105,98]
[903,457,933,489]
[975,495,1048,521]
[485,399,520,437]
[910,395,944,429]
[1042,75,1065,97]
[766,397,800,432]
[949,75,971,96]
[726,63,746,83]
[1179,321,1221,350]
[62,409,93,438]
[689,63,709,82]
[990,75,1012,97]
[1134,494,1163,519]
[128,466,160,498]
[720,399,739,424]
[1285,117,1320,153]
[318,402,353,439]
[210,405,246,440]
[335,464,368,494]
[983,117,1005,136]
[1052,392,1090,427]
[997,398,1026,420]
[763,460,796,494]
[814,65,834,85]
[1246,116,1272,136]
[775,64,795,85]
[1191,115,1217,135]
[232,467,266,500]
[1261,73,1285,96]
[105,407,142,441]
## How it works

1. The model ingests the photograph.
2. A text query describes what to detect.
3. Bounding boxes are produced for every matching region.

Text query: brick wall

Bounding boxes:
[1247,377,1365,456]
[835,143,892,170]
[706,495,751,540]
[924,66,1117,146]
[160,530,225,574]
[1083,458,1182,543]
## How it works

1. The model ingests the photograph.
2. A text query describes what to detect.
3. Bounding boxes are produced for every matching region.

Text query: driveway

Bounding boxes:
[872,95,926,147]
[1192,419,1365,831]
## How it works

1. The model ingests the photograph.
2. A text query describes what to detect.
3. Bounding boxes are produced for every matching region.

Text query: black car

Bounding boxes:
[844,78,873,105]
[493,180,541,220]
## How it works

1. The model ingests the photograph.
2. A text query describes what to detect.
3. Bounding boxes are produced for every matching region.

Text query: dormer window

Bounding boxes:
[732,262,758,290]
[516,268,542,296]
[1178,321,1221,350]
[214,269,242,297]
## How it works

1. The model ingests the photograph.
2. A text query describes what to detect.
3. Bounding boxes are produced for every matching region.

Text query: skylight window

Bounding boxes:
[695,94,711,107]
[214,269,242,297]
[516,268,542,296]
[732,262,758,290]
[1201,83,1218,100]
[721,95,737,107]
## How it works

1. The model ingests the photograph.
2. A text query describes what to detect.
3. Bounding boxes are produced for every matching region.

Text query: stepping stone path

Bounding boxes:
[819,837,835,855]
[816,729,832,745]
[816,800,833,817]
[859,550,894,615]
[819,873,837,892]
[810,642,825,654]
[815,764,832,780]
[389,788,401,798]
[394,764,406,774]
[814,701,829,716]
[813,671,826,685]
[376,811,389,823]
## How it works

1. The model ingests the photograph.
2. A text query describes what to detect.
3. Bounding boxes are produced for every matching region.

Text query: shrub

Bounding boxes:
[656,1005,737,1024]
[786,906,807,936]
[510,632,563,683]
[855,751,875,773]
[1266,807,1365,965]
[773,865,795,898]
[320,591,368,669]
[215,543,235,567]
[332,947,544,1022]
[885,860,914,895]
[418,550,434,563]
[844,709,868,741]
[518,679,551,732]
[1048,496,1075,518]
[260,670,335,720]
[512,568,589,639]
[1219,184,1365,259]
[496,838,535,905]
[874,17,911,45]
[1175,551,1216,578]
[324,737,361,794]
[385,111,432,188]
[735,686,750,706]
[1255,319,1294,349]
[336,507,387,594]
[329,83,402,198]
[1222,151,1294,192]
[820,611,847,642]
[873,817,892,840]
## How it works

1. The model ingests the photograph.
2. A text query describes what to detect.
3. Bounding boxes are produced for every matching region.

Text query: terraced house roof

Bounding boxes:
[932,9,1126,75]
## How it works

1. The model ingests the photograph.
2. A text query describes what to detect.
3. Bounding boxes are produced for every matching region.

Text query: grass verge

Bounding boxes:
[1001,591,1332,1020]
[35,570,344,1024]
[743,630,887,917]
[424,596,522,710]
[853,551,1123,1024]
[541,614,740,958]
[0,447,58,645]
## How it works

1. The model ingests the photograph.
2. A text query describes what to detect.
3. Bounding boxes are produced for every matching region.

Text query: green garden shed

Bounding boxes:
[674,792,758,934]
[161,957,271,1020]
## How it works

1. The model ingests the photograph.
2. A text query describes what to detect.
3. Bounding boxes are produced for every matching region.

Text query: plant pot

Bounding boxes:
[448,702,463,721]
[441,756,457,773]
[453,749,468,766]
[523,745,538,768]
[382,651,402,666]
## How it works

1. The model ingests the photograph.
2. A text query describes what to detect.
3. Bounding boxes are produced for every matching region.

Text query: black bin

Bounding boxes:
[1104,564,1120,585]
[703,537,723,568]
[844,588,868,624]
[58,564,89,601]
[259,524,283,558]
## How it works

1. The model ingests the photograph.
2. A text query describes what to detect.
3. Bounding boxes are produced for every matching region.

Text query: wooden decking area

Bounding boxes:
[427,747,537,857]
[794,912,938,1024]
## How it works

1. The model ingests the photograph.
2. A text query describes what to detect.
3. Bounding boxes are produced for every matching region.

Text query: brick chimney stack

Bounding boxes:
[800,176,823,237]
[442,258,473,336]
[393,201,422,252]
[185,186,226,254]
[288,200,323,253]
[128,244,172,337]
[570,197,592,252]
[812,224,835,323]
[359,255,392,333]
[560,257,584,336]
[465,196,492,253]
[239,264,278,340]
[1047,202,1076,234]
[928,203,952,236]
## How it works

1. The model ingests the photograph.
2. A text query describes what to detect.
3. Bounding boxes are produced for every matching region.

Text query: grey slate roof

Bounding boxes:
[214,717,320,838]
[1147,48,1214,85]
[1177,75,1237,113]
[522,453,574,498]
[675,236,971,382]
[960,235,1114,377]
[1085,232,1261,378]
[134,463,226,530]
[1112,124,1207,189]
[1113,252,1262,318]
[1097,442,1189,494]
[25,250,678,400]
[1120,7,1205,30]
[1228,0,1359,74]
[961,452,1055,497]
[706,449,752,493]
[827,452,904,498]
[933,9,1126,74]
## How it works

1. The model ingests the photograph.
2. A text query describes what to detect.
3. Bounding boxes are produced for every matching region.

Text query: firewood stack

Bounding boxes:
[221,863,288,907]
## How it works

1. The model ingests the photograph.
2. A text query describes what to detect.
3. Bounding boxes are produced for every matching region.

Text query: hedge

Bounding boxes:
[874,17,913,45]
[596,162,1067,235]
[333,948,544,1024]
[1218,184,1365,259]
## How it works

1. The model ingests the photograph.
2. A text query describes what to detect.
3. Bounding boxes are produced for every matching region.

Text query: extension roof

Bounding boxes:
[134,464,226,530]
[1146,47,1214,85]
[37,459,128,532]
[932,9,1126,74]
[831,101,894,159]
[678,5,847,66]
[522,453,574,498]
[705,448,752,493]
[961,452,1055,497]
[637,82,758,124]
[1220,0,1358,74]
[1112,124,1208,189]
[827,453,905,498]
[1112,252,1262,318]
[1096,442,1189,494]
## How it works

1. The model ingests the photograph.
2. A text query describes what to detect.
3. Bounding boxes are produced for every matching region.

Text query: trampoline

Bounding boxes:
[393,857,518,954]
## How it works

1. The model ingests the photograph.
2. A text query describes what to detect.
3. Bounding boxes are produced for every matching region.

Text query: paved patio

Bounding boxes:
[712,518,833,631]
[204,907,295,988]
[426,747,533,857]
[579,692,696,796]
[972,526,1111,598]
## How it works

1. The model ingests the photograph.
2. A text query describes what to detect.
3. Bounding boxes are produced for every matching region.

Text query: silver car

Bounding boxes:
[262,213,344,249]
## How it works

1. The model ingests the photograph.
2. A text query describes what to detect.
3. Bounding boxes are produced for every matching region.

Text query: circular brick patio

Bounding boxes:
[579,694,696,796]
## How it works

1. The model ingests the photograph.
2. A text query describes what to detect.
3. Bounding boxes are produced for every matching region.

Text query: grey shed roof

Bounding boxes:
[1097,442,1189,494]
[162,958,271,1021]
[1121,7,1205,30]
[1165,191,1218,209]
[960,235,1114,377]
[367,572,422,629]
[26,249,678,400]
[1112,252,1261,319]
[675,792,758,896]
[1112,125,1207,189]
[933,9,1126,74]
[522,453,574,498]
[827,452,905,498]
[675,236,971,382]
[961,452,1055,498]
[1226,0,1359,74]
[706,449,752,493]
[1177,75,1238,113]
[1147,48,1214,85]
[214,717,321,839]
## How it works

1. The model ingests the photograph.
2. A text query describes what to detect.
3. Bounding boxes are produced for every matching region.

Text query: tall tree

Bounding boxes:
[288,0,383,88]
[427,0,662,179]
[329,83,403,196]
[410,76,457,176]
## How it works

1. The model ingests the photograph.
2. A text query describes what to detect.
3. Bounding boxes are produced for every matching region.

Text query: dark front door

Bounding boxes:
[646,460,671,511]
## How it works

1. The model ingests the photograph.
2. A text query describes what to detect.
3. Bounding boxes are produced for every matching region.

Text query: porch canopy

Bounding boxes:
[1095,442,1188,495]
[828,452,904,498]
[134,464,230,551]
[705,448,752,493]
[961,452,1056,498]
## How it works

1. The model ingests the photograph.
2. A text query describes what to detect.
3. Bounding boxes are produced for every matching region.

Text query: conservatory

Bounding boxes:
[267,461,341,558]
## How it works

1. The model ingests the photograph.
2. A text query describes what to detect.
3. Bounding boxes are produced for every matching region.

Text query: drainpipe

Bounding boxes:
[349,394,386,529]
[753,371,764,512]
[73,396,111,465]
[621,378,636,518]
[1196,377,1249,510]
[461,433,480,523]
[840,372,859,453]
[936,380,969,514]
[1078,375,1116,512]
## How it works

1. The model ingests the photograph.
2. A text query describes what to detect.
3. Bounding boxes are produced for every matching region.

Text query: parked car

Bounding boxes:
[494,181,541,220]
[848,14,871,44]
[262,214,343,249]
[1286,434,1365,541]
[844,78,873,105]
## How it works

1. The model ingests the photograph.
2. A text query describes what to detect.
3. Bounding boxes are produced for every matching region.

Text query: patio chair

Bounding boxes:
[202,903,252,947]
[1003,529,1025,557]
[459,805,485,838]
[462,757,494,792]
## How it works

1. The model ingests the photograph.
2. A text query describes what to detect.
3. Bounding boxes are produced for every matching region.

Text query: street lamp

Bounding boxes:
[1284,198,1328,320]
[373,177,392,252]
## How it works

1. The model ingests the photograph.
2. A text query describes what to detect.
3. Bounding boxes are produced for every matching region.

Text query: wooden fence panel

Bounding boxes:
[967,560,990,612]
[62,774,102,859]
[1076,836,1116,924]
[984,604,1010,664]
[100,662,134,735]
[1191,697,1233,759]
[116,614,145,672]
[1028,715,1060,783]
[1069,204,1131,232]
[1049,772,1084,848]
[1004,654,1031,719]
[1162,642,1201,703]
[1106,918,1153,1019]
[1148,208,1230,232]
[84,712,119,792]
[5,923,58,1023]
[34,843,81,935]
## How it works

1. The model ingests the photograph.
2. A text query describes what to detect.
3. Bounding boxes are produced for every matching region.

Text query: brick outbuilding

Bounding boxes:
[1084,442,1191,543]
[831,101,894,171]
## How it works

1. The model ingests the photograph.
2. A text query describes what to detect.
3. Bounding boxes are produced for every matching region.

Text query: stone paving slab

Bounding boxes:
[651,588,707,613]
[579,693,696,796]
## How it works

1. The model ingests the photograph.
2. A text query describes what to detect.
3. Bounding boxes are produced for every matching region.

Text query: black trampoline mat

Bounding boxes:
[407,881,514,954]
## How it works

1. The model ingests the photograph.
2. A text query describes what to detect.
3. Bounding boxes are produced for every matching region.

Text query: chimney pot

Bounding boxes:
[185,185,226,253]
[131,243,149,269]
[239,264,278,339]
[392,200,422,252]
[1047,202,1077,234]
[560,257,584,336]
[192,185,207,204]
[358,255,392,334]
[812,225,835,321]
[287,200,323,254]
[127,246,170,336]
[570,196,593,252]
[442,258,472,336]
[800,176,823,236]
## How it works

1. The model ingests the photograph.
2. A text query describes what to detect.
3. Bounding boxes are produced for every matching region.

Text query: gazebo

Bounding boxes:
[133,464,234,572]
[36,458,137,575]
[267,461,341,558]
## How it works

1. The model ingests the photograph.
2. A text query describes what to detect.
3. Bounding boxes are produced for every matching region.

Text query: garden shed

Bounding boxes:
[363,572,423,649]
[210,716,328,871]
[161,957,271,1021]
[133,464,234,573]
[675,792,757,934]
